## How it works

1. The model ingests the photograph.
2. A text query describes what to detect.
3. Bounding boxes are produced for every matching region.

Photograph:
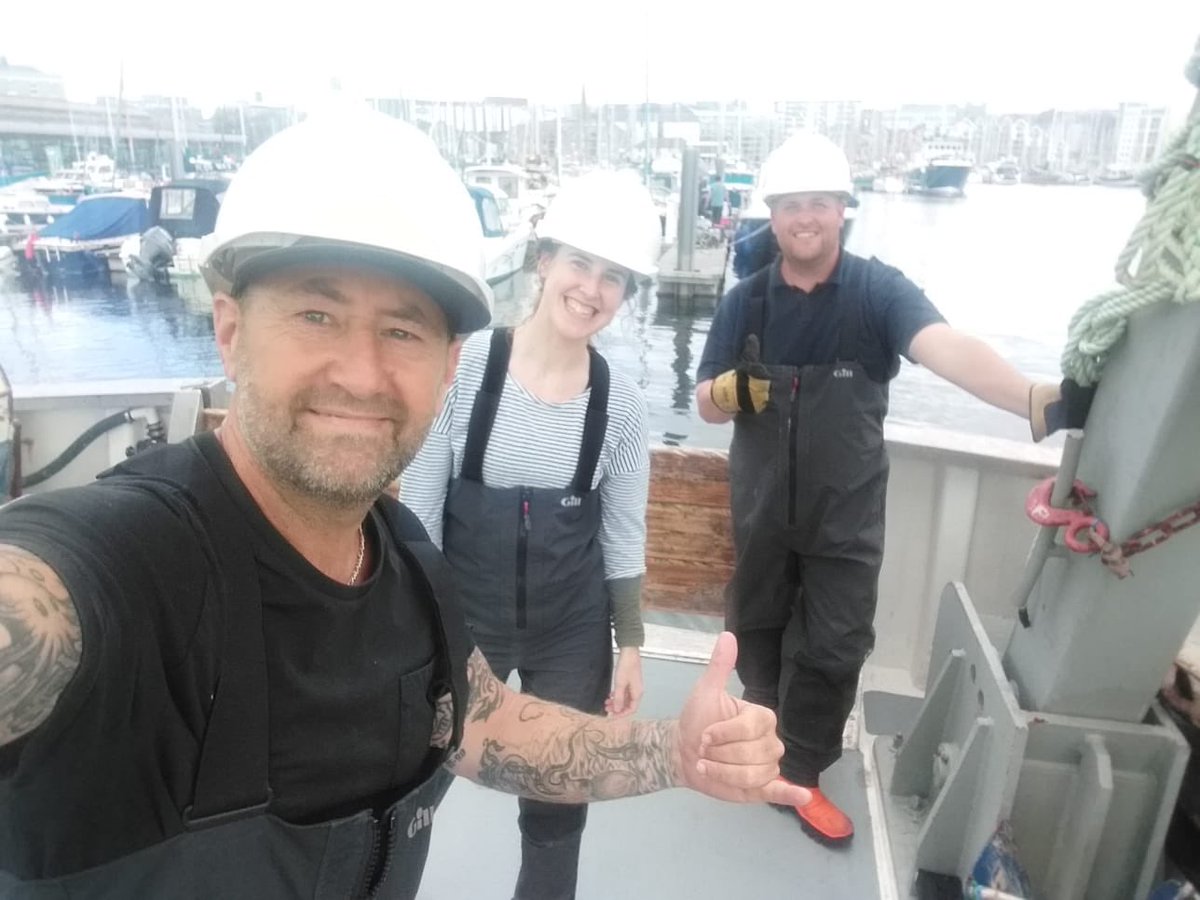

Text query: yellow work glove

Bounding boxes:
[710,335,772,414]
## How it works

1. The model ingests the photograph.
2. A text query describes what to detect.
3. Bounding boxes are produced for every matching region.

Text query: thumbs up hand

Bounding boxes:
[710,335,774,415]
[675,632,812,807]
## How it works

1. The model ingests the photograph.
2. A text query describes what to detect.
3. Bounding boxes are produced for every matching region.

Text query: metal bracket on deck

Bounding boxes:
[872,583,1189,900]
[877,583,1027,888]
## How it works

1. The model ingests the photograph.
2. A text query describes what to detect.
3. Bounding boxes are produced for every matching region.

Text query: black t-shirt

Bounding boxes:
[0,437,465,879]
[697,252,946,384]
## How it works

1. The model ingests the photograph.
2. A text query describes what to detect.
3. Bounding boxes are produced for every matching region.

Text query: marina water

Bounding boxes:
[0,183,1147,450]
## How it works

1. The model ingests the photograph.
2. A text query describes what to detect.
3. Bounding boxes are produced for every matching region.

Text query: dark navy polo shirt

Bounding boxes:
[697,252,946,384]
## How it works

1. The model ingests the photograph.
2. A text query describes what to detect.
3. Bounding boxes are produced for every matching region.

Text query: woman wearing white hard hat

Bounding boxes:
[402,170,661,900]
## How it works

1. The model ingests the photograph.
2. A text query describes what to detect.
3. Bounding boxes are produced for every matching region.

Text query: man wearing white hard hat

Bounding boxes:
[695,132,1084,844]
[0,109,807,898]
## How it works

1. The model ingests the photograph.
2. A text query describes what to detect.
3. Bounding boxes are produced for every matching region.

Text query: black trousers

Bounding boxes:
[733,552,880,786]
[478,628,612,900]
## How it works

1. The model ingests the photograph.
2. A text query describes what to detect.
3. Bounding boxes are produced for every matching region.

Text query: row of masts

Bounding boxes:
[367,93,750,175]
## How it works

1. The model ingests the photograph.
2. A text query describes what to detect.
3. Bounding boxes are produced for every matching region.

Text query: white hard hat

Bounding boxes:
[758,132,858,208]
[536,170,662,279]
[202,107,492,333]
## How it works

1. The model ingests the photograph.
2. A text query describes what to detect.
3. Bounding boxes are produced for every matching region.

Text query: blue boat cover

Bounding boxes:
[39,195,148,241]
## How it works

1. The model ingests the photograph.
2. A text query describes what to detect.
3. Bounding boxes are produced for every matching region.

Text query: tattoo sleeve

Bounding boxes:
[450,647,679,802]
[464,648,505,723]
[0,545,83,746]
[429,691,453,749]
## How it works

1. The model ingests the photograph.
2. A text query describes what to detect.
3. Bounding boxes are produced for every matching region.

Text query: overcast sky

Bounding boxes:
[5,0,1198,119]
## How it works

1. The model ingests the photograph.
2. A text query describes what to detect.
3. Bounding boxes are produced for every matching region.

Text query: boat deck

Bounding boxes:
[421,642,883,899]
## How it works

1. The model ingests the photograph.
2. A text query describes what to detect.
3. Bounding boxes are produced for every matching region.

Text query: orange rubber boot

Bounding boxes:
[776,783,854,845]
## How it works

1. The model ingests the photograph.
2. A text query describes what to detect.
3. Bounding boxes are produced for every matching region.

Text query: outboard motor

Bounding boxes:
[126,226,175,283]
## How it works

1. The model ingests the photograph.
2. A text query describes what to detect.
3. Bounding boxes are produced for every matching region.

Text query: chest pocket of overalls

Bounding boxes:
[394,659,440,784]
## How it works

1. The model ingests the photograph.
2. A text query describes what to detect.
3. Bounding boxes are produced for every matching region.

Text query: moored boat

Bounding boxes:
[906,138,973,197]
[20,192,149,283]
[467,184,534,285]
[463,163,547,229]
[122,178,229,285]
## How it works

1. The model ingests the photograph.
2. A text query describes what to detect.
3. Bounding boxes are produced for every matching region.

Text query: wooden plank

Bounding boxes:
[648,480,730,508]
[643,579,726,617]
[644,446,735,615]
[646,506,734,563]
[646,547,734,578]
[650,446,730,481]
[647,446,731,510]
[646,556,733,589]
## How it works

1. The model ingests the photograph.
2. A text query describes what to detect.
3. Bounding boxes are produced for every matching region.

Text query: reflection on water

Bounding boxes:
[0,184,1146,449]
[0,280,224,387]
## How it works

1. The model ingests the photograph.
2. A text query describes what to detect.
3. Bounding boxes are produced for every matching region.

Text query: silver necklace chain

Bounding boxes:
[348,526,366,585]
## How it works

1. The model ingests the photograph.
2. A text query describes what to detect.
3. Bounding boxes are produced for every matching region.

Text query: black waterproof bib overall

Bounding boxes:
[726,265,889,785]
[0,433,470,898]
[442,327,612,900]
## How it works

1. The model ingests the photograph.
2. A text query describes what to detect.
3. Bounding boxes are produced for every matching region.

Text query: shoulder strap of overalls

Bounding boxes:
[460,328,511,483]
[740,265,773,353]
[374,499,470,755]
[571,347,609,494]
[834,254,869,364]
[102,433,272,830]
[461,327,611,493]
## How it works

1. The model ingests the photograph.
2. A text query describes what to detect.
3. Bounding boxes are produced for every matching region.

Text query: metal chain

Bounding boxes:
[1085,498,1200,579]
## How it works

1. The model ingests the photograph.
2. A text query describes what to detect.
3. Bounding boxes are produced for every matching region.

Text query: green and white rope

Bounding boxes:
[1061,37,1200,386]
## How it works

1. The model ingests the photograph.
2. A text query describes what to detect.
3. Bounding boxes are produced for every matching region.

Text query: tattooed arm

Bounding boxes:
[441,640,810,808]
[443,648,678,802]
[0,545,83,747]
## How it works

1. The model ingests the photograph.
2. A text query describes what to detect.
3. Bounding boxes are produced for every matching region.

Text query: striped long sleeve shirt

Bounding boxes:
[400,329,650,581]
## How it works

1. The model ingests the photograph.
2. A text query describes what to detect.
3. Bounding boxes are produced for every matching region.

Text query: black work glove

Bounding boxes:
[1029,378,1096,442]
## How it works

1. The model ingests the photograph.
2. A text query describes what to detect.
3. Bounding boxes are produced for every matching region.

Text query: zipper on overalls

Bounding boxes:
[516,489,531,629]
[356,808,398,898]
[787,374,800,527]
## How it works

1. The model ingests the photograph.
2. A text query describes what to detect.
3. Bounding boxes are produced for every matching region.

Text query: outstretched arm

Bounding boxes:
[0,545,82,747]
[444,649,676,800]
[908,323,1033,418]
[443,637,810,808]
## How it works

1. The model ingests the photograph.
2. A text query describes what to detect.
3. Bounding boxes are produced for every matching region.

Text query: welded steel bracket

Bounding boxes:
[871,582,1188,900]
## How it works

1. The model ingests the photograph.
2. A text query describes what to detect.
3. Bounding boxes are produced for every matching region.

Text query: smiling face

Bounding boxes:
[212,265,461,506]
[533,244,632,342]
[769,192,845,270]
